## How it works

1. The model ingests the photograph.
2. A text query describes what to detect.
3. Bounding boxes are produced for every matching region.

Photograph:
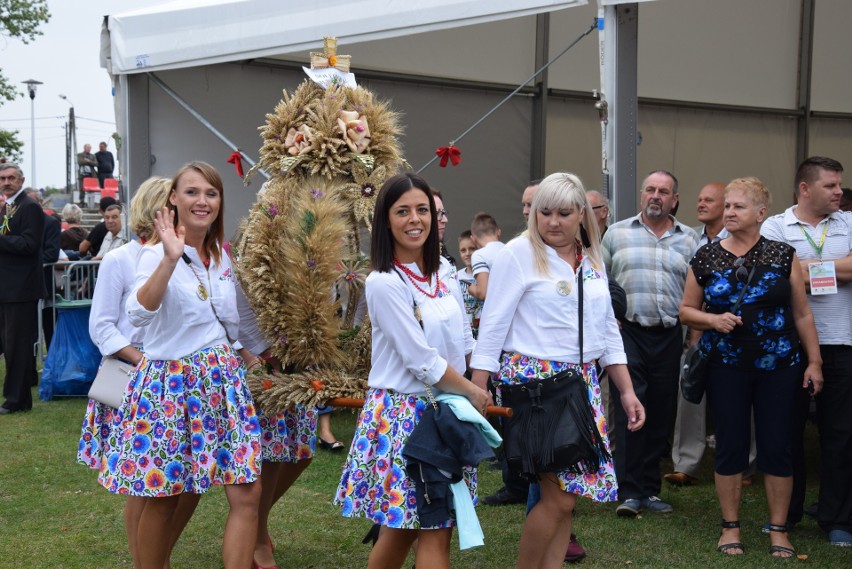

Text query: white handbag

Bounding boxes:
[87,357,136,408]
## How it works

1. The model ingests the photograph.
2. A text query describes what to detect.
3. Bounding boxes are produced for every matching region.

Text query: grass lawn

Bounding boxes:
[0,374,847,568]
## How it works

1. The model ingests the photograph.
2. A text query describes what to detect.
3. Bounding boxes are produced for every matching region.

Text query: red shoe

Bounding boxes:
[565,533,587,563]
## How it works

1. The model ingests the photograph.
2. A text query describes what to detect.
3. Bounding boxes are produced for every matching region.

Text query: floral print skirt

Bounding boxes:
[258,405,317,463]
[77,398,120,470]
[334,388,477,529]
[98,343,262,496]
[496,351,618,503]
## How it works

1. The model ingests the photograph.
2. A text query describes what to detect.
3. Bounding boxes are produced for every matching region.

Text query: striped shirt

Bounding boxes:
[602,214,698,328]
[761,206,852,346]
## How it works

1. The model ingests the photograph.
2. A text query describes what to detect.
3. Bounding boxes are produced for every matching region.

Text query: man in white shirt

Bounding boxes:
[761,156,852,546]
[94,204,127,260]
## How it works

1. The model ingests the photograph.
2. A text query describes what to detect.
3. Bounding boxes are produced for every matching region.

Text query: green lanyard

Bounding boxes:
[799,222,829,259]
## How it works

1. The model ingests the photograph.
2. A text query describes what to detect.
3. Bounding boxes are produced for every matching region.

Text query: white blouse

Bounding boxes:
[470,235,626,373]
[126,244,241,360]
[89,240,145,356]
[235,277,270,356]
[367,258,474,395]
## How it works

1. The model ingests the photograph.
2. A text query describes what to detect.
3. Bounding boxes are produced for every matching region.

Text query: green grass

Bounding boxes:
[0,377,847,568]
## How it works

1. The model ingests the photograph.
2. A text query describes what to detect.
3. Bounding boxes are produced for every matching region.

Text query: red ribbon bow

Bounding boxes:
[435,145,461,167]
[227,150,244,178]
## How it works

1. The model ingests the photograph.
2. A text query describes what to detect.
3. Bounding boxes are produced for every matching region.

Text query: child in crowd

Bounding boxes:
[468,212,504,301]
[457,230,484,338]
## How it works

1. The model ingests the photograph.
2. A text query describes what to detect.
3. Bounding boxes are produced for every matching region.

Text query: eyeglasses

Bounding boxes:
[591,205,606,210]
[437,209,448,220]
[734,257,749,282]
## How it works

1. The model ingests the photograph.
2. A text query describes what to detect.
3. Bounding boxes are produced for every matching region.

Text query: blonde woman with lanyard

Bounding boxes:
[99,162,262,569]
[470,173,645,569]
[335,172,491,569]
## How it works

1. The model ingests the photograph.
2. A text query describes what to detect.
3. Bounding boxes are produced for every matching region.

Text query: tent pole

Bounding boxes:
[795,0,814,167]
[530,12,550,181]
[603,3,639,222]
[147,72,269,180]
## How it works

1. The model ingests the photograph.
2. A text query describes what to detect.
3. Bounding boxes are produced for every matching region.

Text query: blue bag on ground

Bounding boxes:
[40,306,101,400]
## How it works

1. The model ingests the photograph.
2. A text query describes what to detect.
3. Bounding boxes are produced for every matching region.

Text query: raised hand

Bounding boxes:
[153,207,186,262]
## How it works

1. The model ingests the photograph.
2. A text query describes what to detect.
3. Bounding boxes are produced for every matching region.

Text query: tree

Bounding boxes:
[0,0,51,158]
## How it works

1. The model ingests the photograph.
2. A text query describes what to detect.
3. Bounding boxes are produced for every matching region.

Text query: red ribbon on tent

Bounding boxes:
[227,150,245,178]
[435,145,461,167]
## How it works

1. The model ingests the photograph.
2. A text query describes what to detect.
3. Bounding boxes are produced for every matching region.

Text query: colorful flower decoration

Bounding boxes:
[284,125,314,156]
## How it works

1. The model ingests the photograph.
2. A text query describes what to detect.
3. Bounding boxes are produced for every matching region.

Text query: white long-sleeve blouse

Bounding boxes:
[470,235,626,373]
[89,240,145,356]
[125,244,240,360]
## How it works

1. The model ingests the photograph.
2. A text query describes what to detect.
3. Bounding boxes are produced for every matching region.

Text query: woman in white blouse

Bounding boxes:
[335,172,490,569]
[98,162,262,569]
[79,177,174,566]
[470,173,645,569]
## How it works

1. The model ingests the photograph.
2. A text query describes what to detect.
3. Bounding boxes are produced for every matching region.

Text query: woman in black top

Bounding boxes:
[680,177,822,558]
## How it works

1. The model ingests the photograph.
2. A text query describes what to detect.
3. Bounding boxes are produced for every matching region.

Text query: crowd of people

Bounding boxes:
[2,152,852,568]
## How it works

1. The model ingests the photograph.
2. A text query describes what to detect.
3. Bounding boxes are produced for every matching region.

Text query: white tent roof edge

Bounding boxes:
[103,0,588,75]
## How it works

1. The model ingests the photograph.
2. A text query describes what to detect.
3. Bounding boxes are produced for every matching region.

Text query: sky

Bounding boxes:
[0,1,153,190]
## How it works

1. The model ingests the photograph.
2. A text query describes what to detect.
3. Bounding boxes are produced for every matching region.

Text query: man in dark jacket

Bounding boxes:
[0,163,45,414]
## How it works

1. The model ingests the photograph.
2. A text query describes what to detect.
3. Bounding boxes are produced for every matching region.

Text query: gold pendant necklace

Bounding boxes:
[182,253,209,301]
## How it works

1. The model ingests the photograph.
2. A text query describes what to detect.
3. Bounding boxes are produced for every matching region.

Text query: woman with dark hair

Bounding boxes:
[679,177,822,558]
[470,172,645,569]
[335,172,491,569]
[98,162,262,569]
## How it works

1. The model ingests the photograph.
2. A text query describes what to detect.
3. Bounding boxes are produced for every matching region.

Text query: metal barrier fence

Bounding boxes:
[38,260,101,363]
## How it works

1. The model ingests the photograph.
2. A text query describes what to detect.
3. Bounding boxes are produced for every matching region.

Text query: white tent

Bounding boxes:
[102,0,852,248]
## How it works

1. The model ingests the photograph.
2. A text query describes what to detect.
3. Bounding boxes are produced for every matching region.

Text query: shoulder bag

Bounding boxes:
[88,357,136,408]
[500,262,610,480]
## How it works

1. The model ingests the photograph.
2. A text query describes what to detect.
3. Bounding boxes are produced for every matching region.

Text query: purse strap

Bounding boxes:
[705,240,765,352]
[577,258,583,366]
[393,268,440,410]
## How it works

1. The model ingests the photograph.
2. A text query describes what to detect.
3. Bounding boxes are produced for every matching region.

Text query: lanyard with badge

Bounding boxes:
[800,222,837,295]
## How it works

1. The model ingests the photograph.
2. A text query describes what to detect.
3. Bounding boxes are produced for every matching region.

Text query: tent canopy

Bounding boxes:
[106,0,587,74]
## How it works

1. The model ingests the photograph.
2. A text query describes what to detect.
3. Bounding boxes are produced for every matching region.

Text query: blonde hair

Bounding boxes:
[527,172,602,277]
[129,177,171,240]
[725,176,772,210]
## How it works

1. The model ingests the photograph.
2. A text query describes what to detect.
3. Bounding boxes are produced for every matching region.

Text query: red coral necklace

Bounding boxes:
[394,258,441,298]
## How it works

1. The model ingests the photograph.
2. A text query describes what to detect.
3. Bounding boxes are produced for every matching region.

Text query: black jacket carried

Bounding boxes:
[402,402,494,527]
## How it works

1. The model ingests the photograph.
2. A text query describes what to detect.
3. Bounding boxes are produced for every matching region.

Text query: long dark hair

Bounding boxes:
[370,172,440,276]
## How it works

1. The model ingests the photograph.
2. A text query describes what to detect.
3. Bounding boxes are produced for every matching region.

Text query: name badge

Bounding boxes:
[809,261,837,295]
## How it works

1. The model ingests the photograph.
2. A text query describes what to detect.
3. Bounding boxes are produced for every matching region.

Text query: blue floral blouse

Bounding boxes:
[691,237,801,371]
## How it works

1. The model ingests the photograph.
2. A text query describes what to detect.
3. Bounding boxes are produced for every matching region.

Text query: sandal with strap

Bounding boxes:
[767,523,796,558]
[718,520,745,555]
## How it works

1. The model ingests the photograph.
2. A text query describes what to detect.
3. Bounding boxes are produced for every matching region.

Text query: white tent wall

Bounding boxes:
[108,0,852,257]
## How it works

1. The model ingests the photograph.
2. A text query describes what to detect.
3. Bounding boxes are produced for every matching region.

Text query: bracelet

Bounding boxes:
[246,358,263,371]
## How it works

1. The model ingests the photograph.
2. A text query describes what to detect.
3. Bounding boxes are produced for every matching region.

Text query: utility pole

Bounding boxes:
[60,94,77,195]
[22,79,42,186]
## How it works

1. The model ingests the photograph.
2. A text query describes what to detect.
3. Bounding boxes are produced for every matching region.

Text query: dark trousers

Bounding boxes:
[0,301,39,411]
[788,380,812,524]
[611,322,682,500]
[708,363,800,476]
[816,345,852,533]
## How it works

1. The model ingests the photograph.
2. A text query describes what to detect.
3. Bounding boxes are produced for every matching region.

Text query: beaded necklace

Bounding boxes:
[393,258,442,298]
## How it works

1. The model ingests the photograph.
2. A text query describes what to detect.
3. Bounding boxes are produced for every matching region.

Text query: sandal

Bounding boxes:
[767,523,796,558]
[318,437,345,451]
[718,520,745,555]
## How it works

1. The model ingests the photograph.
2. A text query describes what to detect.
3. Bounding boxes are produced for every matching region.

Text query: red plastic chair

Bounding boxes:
[82,178,100,208]
[100,179,119,201]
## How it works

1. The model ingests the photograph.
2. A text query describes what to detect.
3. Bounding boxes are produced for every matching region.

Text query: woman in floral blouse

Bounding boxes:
[680,177,822,559]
